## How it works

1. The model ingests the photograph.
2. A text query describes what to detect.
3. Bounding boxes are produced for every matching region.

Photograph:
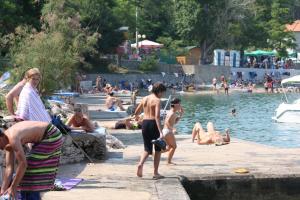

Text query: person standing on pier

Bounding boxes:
[134,82,166,179]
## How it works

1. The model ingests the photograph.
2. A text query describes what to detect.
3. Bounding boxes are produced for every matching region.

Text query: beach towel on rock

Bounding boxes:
[18,124,63,192]
[16,83,51,122]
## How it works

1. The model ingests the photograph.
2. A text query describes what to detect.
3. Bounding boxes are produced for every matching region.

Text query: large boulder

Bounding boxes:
[60,135,85,164]
[71,132,107,160]
[60,132,106,164]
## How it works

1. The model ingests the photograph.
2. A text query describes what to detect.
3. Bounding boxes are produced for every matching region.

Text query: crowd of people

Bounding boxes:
[0,69,235,199]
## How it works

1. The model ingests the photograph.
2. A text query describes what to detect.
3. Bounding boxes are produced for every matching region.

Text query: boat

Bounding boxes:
[273,75,300,123]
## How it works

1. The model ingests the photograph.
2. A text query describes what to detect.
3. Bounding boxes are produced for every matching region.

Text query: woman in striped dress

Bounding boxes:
[0,121,63,200]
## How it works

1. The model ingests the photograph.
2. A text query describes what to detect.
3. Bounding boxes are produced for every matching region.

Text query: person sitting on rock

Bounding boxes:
[105,92,125,111]
[0,120,63,200]
[66,107,94,132]
[191,121,230,145]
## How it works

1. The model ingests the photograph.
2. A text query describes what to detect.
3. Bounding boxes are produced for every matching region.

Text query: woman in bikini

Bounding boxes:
[191,122,230,145]
[162,98,184,165]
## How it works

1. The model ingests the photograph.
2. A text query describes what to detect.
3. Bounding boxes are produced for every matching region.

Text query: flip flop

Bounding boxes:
[234,168,249,174]
[153,174,165,180]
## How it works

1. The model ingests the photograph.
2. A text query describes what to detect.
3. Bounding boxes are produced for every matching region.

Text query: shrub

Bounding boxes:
[138,56,158,72]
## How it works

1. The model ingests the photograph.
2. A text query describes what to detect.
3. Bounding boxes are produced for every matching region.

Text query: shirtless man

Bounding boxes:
[0,121,63,199]
[191,122,230,145]
[134,82,166,179]
[162,98,184,165]
[105,92,125,111]
[66,107,95,132]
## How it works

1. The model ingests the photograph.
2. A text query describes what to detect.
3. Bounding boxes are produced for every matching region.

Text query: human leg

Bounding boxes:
[137,151,149,177]
[116,99,125,111]
[223,128,231,142]
[164,133,177,164]
[192,122,203,142]
[138,120,158,177]
[207,122,216,135]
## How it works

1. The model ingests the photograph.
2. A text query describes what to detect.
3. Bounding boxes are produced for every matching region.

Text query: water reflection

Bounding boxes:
[176,92,300,148]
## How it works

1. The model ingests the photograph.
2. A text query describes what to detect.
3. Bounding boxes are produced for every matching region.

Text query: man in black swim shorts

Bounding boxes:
[134,82,166,179]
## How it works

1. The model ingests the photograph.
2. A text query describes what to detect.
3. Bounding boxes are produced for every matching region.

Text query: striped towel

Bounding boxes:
[18,124,64,192]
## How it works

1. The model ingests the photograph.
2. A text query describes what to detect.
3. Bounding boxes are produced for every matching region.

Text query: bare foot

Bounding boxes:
[137,164,143,177]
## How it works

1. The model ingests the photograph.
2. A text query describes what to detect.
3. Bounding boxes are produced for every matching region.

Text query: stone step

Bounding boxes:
[89,110,128,119]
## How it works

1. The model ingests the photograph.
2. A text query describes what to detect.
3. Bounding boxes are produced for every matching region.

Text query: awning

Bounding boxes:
[244,50,275,56]
[131,40,163,49]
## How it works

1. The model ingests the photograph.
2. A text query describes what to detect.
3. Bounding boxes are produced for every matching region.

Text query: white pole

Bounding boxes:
[135,6,139,55]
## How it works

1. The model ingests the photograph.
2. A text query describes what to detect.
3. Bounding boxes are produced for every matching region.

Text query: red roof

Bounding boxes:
[286,20,300,32]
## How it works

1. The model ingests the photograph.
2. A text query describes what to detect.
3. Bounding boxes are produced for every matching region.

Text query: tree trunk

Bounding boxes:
[200,40,207,65]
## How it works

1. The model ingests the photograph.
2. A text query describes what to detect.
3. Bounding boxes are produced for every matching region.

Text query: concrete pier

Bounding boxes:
[42,126,300,200]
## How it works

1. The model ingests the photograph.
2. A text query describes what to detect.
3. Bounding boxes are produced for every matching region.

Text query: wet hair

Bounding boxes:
[108,92,114,96]
[232,108,236,114]
[170,98,181,107]
[151,82,166,96]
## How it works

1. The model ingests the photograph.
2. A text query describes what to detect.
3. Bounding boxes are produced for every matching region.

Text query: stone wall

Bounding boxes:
[87,67,300,85]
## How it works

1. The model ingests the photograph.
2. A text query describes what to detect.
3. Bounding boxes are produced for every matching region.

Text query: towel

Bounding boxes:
[16,83,51,122]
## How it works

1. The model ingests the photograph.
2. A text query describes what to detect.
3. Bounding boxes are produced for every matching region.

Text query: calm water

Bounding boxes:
[175,92,300,148]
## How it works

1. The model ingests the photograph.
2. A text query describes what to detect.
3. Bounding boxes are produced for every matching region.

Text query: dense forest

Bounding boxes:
[0,0,300,92]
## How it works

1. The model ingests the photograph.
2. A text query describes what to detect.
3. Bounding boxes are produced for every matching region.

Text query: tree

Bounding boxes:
[175,0,297,64]
[9,0,99,94]
[0,0,44,56]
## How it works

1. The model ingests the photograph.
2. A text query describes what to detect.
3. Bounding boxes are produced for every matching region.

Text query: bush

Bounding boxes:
[138,56,158,72]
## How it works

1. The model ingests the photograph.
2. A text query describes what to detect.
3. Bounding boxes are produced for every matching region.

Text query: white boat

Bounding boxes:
[273,75,300,123]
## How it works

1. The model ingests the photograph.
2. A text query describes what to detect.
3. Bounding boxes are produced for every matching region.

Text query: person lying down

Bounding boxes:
[191,122,230,145]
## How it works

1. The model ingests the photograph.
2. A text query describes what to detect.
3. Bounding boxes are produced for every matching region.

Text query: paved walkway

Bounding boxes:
[42,126,300,200]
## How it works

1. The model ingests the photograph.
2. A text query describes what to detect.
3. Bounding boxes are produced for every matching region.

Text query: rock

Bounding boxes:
[71,132,107,160]
[106,134,126,149]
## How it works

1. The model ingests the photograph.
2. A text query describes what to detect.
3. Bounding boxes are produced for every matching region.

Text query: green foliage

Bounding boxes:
[0,94,7,114]
[138,56,158,72]
[9,0,99,95]
[0,0,43,56]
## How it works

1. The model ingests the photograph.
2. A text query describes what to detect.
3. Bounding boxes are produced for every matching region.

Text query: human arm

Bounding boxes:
[175,107,184,124]
[0,149,14,195]
[5,81,24,115]
[66,115,75,126]
[5,92,15,115]
[155,100,163,138]
[5,140,27,199]
[134,101,143,120]
[82,118,95,132]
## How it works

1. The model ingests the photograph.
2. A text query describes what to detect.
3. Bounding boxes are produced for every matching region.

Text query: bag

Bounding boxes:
[51,115,71,134]
[151,138,166,150]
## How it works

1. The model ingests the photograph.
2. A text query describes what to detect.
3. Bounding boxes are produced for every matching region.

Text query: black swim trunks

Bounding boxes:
[142,119,161,154]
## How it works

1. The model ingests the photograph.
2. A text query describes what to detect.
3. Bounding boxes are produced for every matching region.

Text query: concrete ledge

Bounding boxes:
[155,178,190,200]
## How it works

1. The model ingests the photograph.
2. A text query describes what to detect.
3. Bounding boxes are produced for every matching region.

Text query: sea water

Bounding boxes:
[176,92,300,148]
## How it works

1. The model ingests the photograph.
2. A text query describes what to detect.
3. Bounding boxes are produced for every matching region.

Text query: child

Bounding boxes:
[162,98,184,165]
